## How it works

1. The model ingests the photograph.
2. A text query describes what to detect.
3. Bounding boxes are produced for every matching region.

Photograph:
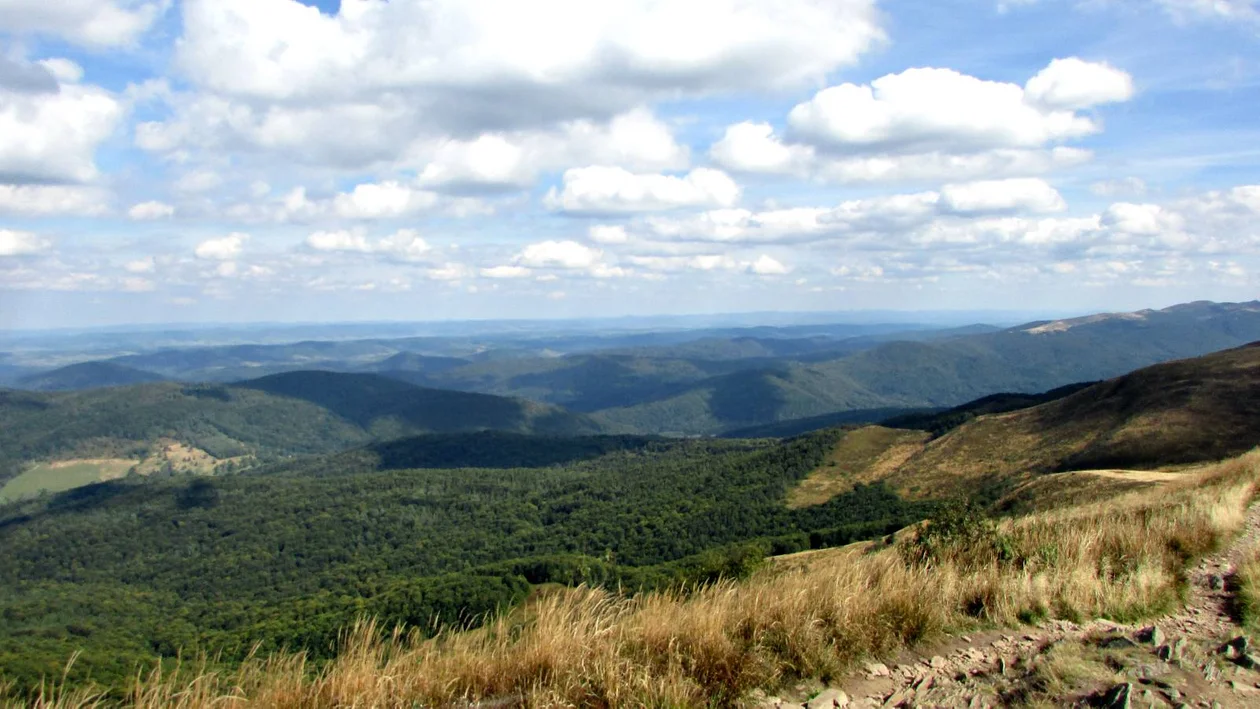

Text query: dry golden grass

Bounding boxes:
[1235,544,1260,633]
[133,441,245,476]
[786,427,929,508]
[6,451,1259,709]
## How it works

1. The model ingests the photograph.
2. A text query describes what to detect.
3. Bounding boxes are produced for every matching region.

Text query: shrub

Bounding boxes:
[898,501,1014,569]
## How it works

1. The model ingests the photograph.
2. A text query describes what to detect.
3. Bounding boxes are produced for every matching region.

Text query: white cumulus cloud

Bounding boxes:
[546,167,741,213]
[787,61,1124,153]
[480,265,532,279]
[307,230,374,253]
[0,185,110,216]
[128,201,176,220]
[517,240,603,269]
[332,182,440,219]
[1024,58,1134,111]
[1,0,167,47]
[750,255,791,275]
[709,122,814,175]
[710,58,1128,184]
[940,178,1066,214]
[0,229,49,256]
[307,228,434,261]
[195,233,248,261]
[0,66,124,183]
[176,0,883,105]
[589,225,630,244]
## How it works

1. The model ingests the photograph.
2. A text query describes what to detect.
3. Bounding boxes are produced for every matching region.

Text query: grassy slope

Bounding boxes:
[785,342,1260,508]
[888,342,1260,496]
[788,427,930,508]
[26,450,1258,708]
[0,460,137,503]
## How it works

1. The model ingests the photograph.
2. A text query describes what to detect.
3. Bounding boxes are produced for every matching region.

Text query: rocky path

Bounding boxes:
[757,500,1260,708]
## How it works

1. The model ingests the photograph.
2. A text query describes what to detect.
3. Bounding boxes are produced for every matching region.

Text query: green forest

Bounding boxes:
[0,429,931,695]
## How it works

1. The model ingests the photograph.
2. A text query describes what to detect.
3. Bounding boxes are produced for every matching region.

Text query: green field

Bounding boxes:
[0,460,136,503]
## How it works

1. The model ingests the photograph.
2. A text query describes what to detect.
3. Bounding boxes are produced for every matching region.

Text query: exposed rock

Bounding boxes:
[806,688,849,709]
[1238,653,1260,670]
[1100,635,1139,650]
[864,662,890,678]
[1133,662,1172,680]
[928,655,948,669]
[881,687,914,708]
[1140,626,1166,646]
[1172,638,1188,661]
[1100,682,1133,709]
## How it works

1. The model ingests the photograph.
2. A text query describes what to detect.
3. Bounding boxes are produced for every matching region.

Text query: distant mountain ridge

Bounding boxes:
[9,300,1260,437]
[17,361,167,391]
[599,300,1260,435]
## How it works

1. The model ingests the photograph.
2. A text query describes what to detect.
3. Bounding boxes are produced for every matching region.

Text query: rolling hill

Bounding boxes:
[596,300,1260,435]
[16,361,168,391]
[787,341,1260,509]
[0,371,606,489]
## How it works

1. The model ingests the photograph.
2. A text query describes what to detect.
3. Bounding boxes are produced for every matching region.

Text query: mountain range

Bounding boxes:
[6,301,1260,442]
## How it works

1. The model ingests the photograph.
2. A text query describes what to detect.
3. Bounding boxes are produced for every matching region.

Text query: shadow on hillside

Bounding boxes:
[235,371,533,432]
[0,479,155,531]
[367,432,662,471]
[708,370,789,428]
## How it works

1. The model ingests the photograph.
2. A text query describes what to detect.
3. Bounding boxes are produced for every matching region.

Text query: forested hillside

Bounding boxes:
[10,302,1260,437]
[0,431,929,694]
[0,372,605,487]
[595,301,1260,434]
[16,362,167,391]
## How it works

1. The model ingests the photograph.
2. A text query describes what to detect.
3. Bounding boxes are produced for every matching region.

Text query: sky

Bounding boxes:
[1,0,1259,328]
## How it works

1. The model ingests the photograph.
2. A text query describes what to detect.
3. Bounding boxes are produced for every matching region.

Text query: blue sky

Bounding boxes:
[1,0,1258,328]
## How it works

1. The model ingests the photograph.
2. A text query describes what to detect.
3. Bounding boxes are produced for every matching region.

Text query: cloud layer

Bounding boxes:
[0,0,1256,324]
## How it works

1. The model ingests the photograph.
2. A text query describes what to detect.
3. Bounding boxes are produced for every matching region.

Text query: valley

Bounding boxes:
[3,303,1260,706]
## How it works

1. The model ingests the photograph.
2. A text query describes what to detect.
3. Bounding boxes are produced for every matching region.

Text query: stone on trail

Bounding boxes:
[863,662,890,678]
[805,688,849,709]
[881,687,914,708]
